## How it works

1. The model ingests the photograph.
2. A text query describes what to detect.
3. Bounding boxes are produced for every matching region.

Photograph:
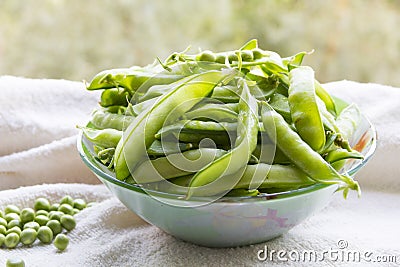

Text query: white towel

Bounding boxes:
[0,76,399,266]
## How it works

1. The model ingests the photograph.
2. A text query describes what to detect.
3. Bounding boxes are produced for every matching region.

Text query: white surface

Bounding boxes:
[0,77,399,266]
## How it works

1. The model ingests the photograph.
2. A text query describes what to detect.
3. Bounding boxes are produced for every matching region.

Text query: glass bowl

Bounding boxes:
[77,101,376,247]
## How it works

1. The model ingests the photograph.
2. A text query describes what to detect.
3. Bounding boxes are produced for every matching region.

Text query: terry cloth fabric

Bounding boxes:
[0,76,399,266]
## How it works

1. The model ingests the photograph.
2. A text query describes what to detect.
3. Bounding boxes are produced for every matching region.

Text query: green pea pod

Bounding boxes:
[147,140,193,156]
[86,66,185,92]
[164,131,232,146]
[90,109,134,131]
[288,66,325,152]
[184,103,238,122]
[114,70,234,180]
[268,93,291,123]
[234,163,315,189]
[325,148,364,164]
[225,189,259,197]
[186,80,258,198]
[100,88,129,107]
[131,97,159,116]
[261,102,360,198]
[155,120,238,139]
[315,80,337,116]
[132,148,227,182]
[80,127,122,148]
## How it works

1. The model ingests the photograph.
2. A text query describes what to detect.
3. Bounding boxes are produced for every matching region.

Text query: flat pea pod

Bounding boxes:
[100,88,129,107]
[147,140,193,156]
[131,97,159,116]
[187,80,259,198]
[90,109,134,131]
[261,102,360,197]
[132,148,227,183]
[155,120,237,139]
[165,131,232,146]
[288,66,325,151]
[81,127,122,148]
[184,103,238,122]
[114,70,234,180]
[138,84,170,102]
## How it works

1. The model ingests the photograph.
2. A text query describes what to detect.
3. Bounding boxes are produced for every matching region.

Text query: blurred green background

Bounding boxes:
[1,0,399,86]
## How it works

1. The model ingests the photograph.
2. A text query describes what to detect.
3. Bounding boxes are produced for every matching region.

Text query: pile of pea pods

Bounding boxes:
[83,39,364,199]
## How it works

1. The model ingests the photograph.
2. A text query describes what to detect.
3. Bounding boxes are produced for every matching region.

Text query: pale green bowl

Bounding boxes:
[77,106,376,247]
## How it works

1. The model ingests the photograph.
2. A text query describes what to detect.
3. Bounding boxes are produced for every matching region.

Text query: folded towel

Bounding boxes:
[0,76,100,188]
[0,76,399,266]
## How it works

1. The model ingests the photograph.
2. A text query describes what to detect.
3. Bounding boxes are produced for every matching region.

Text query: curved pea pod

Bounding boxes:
[261,102,360,198]
[81,127,122,148]
[234,163,315,189]
[288,66,325,152]
[90,109,135,131]
[165,131,232,147]
[315,81,337,116]
[132,148,227,183]
[184,103,238,122]
[100,88,129,107]
[114,70,234,180]
[131,97,159,116]
[138,84,171,102]
[325,148,364,164]
[268,93,291,123]
[186,80,259,198]
[147,140,193,156]
[86,66,185,92]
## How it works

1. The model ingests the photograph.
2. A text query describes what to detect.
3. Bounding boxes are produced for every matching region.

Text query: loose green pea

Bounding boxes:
[46,220,62,235]
[0,233,5,246]
[4,213,20,222]
[7,219,21,229]
[35,210,49,217]
[60,215,76,231]
[35,215,50,226]
[60,195,74,207]
[5,232,20,248]
[196,50,216,62]
[0,210,4,218]
[37,226,53,244]
[0,217,7,227]
[20,228,37,245]
[54,233,69,251]
[49,211,64,221]
[23,221,40,231]
[6,258,25,267]
[34,197,51,211]
[20,208,35,223]
[0,225,6,235]
[4,205,20,215]
[58,204,74,215]
[50,203,60,211]
[73,199,87,210]
[6,226,21,236]
[72,208,80,215]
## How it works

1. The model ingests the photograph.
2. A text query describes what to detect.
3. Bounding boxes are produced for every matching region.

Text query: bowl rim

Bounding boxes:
[77,99,377,203]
